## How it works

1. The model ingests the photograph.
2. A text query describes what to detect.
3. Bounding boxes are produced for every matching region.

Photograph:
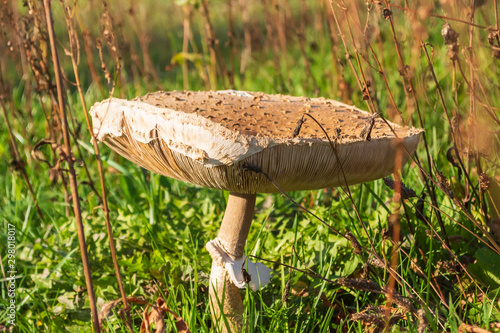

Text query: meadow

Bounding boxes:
[0,0,500,332]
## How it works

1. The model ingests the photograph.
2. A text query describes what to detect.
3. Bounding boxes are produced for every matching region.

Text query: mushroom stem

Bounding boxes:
[208,192,256,333]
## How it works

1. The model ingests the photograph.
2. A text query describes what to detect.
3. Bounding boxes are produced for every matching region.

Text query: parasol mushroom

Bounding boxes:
[90,90,423,332]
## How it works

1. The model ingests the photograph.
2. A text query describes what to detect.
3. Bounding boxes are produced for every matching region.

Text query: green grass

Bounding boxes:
[1,0,500,332]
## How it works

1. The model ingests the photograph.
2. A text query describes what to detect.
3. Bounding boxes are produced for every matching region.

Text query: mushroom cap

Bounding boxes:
[90,90,423,194]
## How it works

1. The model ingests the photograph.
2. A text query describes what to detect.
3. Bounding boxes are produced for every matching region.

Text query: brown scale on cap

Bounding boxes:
[135,90,411,141]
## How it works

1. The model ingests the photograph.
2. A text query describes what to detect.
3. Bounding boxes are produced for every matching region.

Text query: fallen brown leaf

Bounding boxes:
[459,323,492,333]
[99,296,149,327]
[99,296,190,333]
[141,305,166,333]
[140,298,191,333]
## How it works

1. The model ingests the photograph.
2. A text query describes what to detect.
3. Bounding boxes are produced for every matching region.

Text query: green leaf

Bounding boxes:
[468,247,500,289]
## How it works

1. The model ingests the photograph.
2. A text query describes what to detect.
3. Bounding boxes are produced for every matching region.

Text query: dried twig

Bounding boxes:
[42,1,100,331]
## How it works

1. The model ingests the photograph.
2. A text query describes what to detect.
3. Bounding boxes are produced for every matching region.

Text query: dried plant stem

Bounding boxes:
[381,2,412,114]
[201,0,228,88]
[182,5,192,90]
[467,1,476,181]
[42,1,100,331]
[328,1,374,113]
[414,161,500,254]
[227,0,236,88]
[325,0,351,102]
[339,2,404,123]
[273,0,291,88]
[73,62,132,330]
[8,0,32,118]
[251,166,441,323]
[298,0,319,94]
[240,0,251,83]
[128,2,161,89]
[420,43,479,202]
[339,3,378,113]
[261,0,286,91]
[272,0,287,54]
[455,58,500,126]
[0,94,43,220]
[387,3,494,31]
[495,0,499,30]
[82,30,105,97]
[62,1,131,328]
[415,199,493,305]
[380,1,449,249]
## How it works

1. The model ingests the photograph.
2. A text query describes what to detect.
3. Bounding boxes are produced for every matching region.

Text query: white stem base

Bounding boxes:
[209,260,244,333]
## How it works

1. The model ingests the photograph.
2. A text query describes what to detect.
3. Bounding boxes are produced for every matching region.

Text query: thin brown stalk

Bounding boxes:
[420,43,479,202]
[200,0,228,89]
[475,77,500,126]
[387,3,495,31]
[339,1,378,114]
[261,0,286,91]
[495,0,499,30]
[42,1,100,331]
[468,1,476,186]
[82,30,105,97]
[455,57,500,126]
[249,167,443,324]
[328,1,369,101]
[272,0,291,89]
[409,153,500,254]
[128,2,162,90]
[0,90,43,220]
[379,0,449,249]
[325,0,351,101]
[7,0,32,120]
[297,0,319,95]
[272,0,287,55]
[227,0,236,88]
[339,3,405,123]
[182,5,192,90]
[381,3,412,115]
[240,0,251,84]
[429,14,494,31]
[413,199,495,309]
[61,1,131,329]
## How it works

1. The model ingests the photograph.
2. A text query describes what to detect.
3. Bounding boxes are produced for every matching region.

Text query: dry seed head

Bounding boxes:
[361,261,370,278]
[383,8,392,20]
[479,172,491,191]
[368,255,386,268]
[436,170,455,199]
[410,258,426,278]
[383,287,416,314]
[365,304,384,314]
[441,23,459,61]
[336,278,381,293]
[383,177,418,199]
[417,309,428,333]
[435,260,460,275]
[281,279,291,303]
[345,231,363,255]
[416,194,427,223]
[487,30,500,59]
[351,313,384,326]
[441,23,459,45]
